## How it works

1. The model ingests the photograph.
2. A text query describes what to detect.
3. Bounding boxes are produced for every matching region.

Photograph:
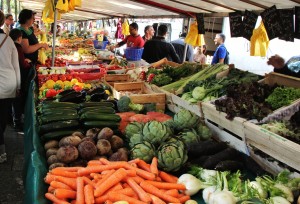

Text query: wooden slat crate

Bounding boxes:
[202,102,247,138]
[205,119,248,154]
[113,82,166,111]
[244,121,300,171]
[104,74,131,86]
[261,72,300,88]
[151,58,180,68]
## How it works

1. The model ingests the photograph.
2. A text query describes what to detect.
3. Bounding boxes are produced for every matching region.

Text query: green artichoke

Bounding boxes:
[142,121,171,147]
[163,119,176,130]
[125,122,144,139]
[129,133,143,148]
[173,109,200,130]
[197,123,212,141]
[178,128,201,146]
[130,141,156,163]
[157,142,188,172]
[164,137,185,150]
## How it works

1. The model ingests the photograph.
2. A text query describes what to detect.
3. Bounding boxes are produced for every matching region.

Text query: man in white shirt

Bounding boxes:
[1,14,14,34]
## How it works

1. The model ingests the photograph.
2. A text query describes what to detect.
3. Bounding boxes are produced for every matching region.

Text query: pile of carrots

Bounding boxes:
[44,157,191,204]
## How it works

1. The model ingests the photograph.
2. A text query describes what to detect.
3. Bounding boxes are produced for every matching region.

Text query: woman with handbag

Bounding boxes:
[0,10,21,163]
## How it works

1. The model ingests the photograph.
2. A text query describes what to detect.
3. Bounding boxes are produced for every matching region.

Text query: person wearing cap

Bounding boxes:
[1,13,14,34]
[18,9,48,64]
[0,10,21,163]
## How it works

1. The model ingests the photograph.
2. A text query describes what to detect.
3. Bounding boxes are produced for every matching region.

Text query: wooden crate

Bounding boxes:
[202,102,247,138]
[244,121,300,171]
[205,119,248,154]
[104,74,131,86]
[151,58,180,68]
[261,72,300,88]
[113,82,166,111]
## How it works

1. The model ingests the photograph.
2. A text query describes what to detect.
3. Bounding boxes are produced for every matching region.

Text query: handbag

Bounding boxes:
[0,34,8,48]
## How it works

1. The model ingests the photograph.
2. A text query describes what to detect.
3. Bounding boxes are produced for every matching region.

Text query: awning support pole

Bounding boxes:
[52,8,58,67]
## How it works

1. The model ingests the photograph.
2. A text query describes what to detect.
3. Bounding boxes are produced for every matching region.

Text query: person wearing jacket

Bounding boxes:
[0,10,21,163]
[171,33,194,63]
[267,54,300,78]
[142,24,180,64]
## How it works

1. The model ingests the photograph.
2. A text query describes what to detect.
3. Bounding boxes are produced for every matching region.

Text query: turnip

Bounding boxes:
[269,196,291,204]
[178,174,211,196]
[56,145,79,163]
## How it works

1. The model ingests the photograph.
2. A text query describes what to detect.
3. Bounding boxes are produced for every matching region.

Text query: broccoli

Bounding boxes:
[117,96,144,113]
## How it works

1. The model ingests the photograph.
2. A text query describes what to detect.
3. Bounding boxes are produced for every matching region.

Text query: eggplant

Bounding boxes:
[242,156,268,176]
[187,140,228,159]
[59,91,85,103]
[202,148,242,169]
[57,89,75,98]
[90,93,108,102]
[215,160,244,171]
[88,87,104,95]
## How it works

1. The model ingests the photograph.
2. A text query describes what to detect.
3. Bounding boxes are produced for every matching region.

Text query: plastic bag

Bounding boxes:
[122,20,130,36]
[185,22,205,46]
[286,56,300,73]
[56,0,68,12]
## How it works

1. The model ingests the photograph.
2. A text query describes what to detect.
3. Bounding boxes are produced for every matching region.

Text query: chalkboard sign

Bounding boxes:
[279,9,294,42]
[260,5,283,40]
[196,13,205,34]
[229,11,243,37]
[295,7,300,39]
[242,10,258,41]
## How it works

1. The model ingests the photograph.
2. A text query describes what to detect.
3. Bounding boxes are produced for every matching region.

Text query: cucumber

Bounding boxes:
[41,130,76,142]
[39,120,80,134]
[83,121,119,129]
[39,102,79,109]
[78,107,115,115]
[38,114,79,125]
[79,102,114,108]
[80,113,121,122]
[40,108,78,116]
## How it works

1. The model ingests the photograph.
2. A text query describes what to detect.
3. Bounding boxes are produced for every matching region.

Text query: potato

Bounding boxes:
[117,147,129,155]
[49,162,67,170]
[86,128,99,140]
[56,145,79,163]
[46,148,58,158]
[59,135,82,147]
[97,127,114,140]
[78,141,97,160]
[47,155,59,165]
[81,136,96,144]
[110,135,124,151]
[44,140,59,151]
[96,139,111,155]
[72,131,84,139]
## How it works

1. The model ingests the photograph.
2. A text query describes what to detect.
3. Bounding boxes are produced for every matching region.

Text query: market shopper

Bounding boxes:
[9,29,32,130]
[1,13,14,34]
[267,54,300,78]
[194,45,207,64]
[171,33,194,63]
[211,33,229,65]
[0,10,21,163]
[18,9,48,64]
[142,24,180,64]
[111,22,144,49]
[142,25,155,43]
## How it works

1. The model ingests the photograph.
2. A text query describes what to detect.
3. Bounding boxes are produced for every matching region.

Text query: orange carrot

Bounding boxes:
[178,195,191,203]
[140,181,180,203]
[131,176,145,184]
[78,163,126,176]
[45,173,56,184]
[115,188,136,197]
[130,162,138,168]
[54,188,77,199]
[145,180,186,190]
[108,192,148,204]
[84,184,95,204]
[125,169,137,177]
[94,168,128,197]
[51,168,78,178]
[95,170,115,187]
[70,200,76,204]
[45,193,70,204]
[94,194,109,204]
[76,177,85,204]
[149,194,167,204]
[99,157,110,165]
[48,186,55,193]
[165,189,180,198]
[87,160,102,166]
[104,200,113,204]
[124,163,155,181]
[126,177,152,203]
[122,183,131,189]
[55,176,77,190]
[50,181,73,190]
[128,158,141,164]
[54,167,83,172]
[82,176,96,188]
[137,160,151,172]
[156,176,162,181]
[150,157,158,177]
[158,171,178,183]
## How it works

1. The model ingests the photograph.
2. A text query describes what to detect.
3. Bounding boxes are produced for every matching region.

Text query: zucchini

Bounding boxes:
[39,120,80,134]
[83,121,119,129]
[80,113,121,122]
[78,107,115,115]
[79,102,114,108]
[39,102,78,109]
[41,130,76,142]
[40,108,78,116]
[38,114,78,125]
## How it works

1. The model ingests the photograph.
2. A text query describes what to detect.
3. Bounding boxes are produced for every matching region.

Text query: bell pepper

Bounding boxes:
[45,89,57,98]
[147,73,155,83]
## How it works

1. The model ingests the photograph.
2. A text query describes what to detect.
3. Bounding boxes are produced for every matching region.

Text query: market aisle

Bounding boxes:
[0,125,24,204]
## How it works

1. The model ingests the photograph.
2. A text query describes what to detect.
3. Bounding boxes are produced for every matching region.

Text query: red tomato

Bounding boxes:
[60,75,66,81]
[73,85,82,92]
